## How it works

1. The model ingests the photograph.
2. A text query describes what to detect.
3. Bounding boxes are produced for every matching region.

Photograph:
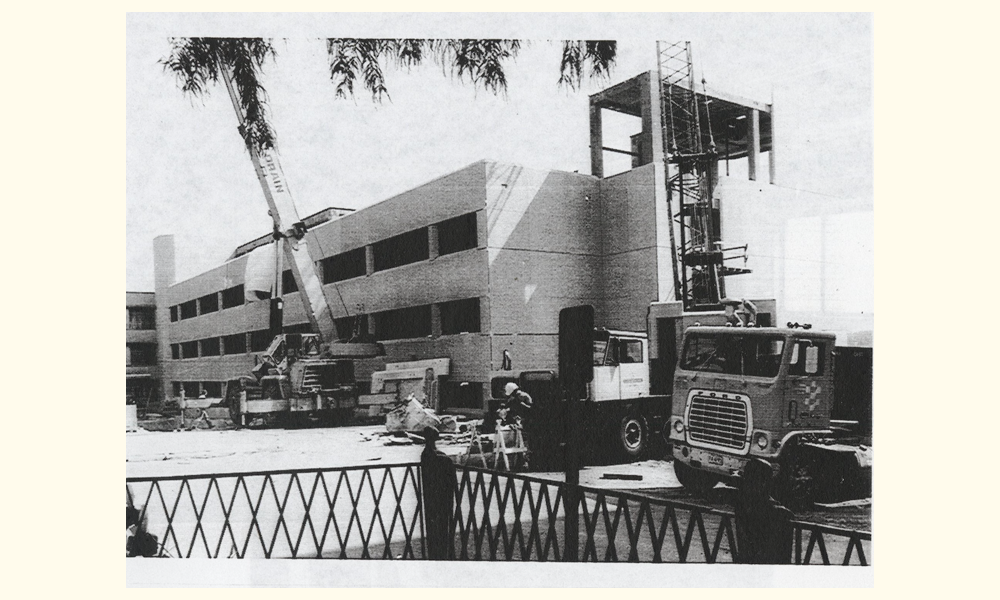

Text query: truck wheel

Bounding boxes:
[777,448,819,509]
[673,460,720,496]
[619,414,648,460]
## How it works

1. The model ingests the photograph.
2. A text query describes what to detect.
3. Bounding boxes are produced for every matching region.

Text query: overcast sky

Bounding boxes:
[126,13,872,292]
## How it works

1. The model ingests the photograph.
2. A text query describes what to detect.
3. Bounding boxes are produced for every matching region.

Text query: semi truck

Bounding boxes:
[667,324,872,505]
[521,302,872,505]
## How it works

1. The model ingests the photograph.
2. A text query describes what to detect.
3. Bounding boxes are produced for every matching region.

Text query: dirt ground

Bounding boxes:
[126,424,871,531]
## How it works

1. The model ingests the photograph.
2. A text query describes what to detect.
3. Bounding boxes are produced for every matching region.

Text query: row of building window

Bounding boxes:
[170,285,247,322]
[170,297,482,359]
[172,381,224,398]
[169,212,480,322]
[169,379,486,409]
[170,324,320,360]
[333,297,481,342]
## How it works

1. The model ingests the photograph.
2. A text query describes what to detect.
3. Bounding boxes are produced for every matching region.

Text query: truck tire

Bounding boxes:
[777,447,819,509]
[673,459,720,496]
[619,414,648,460]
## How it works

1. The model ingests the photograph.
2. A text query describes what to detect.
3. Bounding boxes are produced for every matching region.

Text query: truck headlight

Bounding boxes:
[753,432,769,450]
[673,419,685,434]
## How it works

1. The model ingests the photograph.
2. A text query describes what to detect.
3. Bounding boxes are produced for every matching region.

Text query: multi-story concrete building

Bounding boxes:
[152,70,872,415]
[126,291,159,408]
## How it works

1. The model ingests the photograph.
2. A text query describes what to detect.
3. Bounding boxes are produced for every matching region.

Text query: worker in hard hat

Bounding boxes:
[501,382,533,468]
[502,382,533,425]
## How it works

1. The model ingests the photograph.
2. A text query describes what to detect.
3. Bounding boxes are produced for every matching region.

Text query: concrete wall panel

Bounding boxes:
[310,162,487,254]
[165,355,255,385]
[490,334,560,378]
[486,163,600,256]
[488,250,602,335]
[598,165,658,256]
[323,248,488,317]
[600,249,659,331]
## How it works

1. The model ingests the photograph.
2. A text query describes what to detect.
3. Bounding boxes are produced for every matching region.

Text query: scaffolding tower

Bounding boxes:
[657,41,751,311]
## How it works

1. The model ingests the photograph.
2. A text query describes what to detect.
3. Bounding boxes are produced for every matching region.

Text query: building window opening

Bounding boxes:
[284,322,313,335]
[322,248,367,283]
[223,333,247,355]
[281,269,298,294]
[440,381,483,410]
[170,306,178,322]
[182,382,200,398]
[180,340,199,359]
[221,285,244,309]
[440,297,481,335]
[172,382,182,397]
[438,212,478,256]
[171,344,180,359]
[202,382,222,398]
[179,299,197,320]
[374,304,431,341]
[250,329,272,352]
[127,306,156,330]
[201,337,221,357]
[373,228,429,272]
[334,314,370,342]
[198,293,219,315]
[126,343,157,366]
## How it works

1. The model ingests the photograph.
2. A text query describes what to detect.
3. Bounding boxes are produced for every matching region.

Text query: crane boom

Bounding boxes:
[219,63,347,347]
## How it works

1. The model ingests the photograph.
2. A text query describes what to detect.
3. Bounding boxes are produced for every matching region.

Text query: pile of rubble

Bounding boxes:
[357,395,480,447]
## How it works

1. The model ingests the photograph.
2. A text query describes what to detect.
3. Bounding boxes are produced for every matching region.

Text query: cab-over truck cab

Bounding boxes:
[667,327,836,495]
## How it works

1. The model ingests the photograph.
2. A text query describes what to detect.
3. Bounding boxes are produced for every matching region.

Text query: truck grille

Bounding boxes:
[687,394,750,451]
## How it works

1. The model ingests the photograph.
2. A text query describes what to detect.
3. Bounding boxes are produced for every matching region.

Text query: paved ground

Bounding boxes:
[126,424,870,531]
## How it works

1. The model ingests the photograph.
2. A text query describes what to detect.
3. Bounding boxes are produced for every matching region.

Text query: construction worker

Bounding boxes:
[722,298,758,327]
[501,383,533,470]
[502,382,533,425]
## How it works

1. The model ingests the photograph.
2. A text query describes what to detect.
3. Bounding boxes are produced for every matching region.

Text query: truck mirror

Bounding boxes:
[559,305,594,399]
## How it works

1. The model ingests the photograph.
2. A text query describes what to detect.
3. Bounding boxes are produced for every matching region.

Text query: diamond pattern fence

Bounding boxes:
[452,466,870,565]
[126,463,424,559]
[127,462,870,564]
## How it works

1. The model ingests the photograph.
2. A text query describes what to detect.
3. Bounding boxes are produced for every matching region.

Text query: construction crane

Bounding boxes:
[656,41,751,312]
[217,62,382,427]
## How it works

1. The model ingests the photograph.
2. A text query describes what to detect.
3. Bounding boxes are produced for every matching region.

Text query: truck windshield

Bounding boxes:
[680,333,785,378]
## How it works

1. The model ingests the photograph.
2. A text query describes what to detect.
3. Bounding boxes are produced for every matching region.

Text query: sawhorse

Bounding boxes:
[466,420,526,471]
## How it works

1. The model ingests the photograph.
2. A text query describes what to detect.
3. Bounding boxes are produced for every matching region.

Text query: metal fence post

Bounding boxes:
[563,397,581,561]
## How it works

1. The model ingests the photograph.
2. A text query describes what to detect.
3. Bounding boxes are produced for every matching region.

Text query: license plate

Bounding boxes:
[707,454,724,466]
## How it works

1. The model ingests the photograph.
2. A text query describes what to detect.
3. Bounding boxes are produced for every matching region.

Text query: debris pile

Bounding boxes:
[356,395,479,447]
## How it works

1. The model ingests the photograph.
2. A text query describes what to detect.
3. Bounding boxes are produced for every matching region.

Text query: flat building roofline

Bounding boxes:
[590,70,771,115]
